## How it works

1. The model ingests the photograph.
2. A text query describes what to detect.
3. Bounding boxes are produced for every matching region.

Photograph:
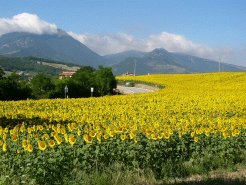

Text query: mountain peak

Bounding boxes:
[147,48,169,58]
[151,48,168,53]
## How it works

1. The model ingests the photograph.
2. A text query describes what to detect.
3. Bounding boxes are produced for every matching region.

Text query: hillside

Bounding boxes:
[0,56,81,76]
[0,30,104,67]
[103,50,146,66]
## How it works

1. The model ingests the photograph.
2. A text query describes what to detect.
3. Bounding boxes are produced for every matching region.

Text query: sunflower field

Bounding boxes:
[0,72,246,184]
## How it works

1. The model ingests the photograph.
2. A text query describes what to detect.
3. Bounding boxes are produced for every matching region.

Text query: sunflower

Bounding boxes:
[37,125,44,131]
[120,134,127,141]
[27,127,32,134]
[3,133,7,140]
[89,130,97,138]
[56,127,61,133]
[61,126,66,134]
[68,134,76,145]
[193,136,199,143]
[77,129,81,136]
[22,139,29,149]
[232,129,240,137]
[96,133,102,142]
[151,133,158,140]
[129,131,136,140]
[20,125,25,133]
[54,134,62,145]
[27,144,33,152]
[38,140,47,151]
[64,133,68,143]
[32,125,36,132]
[103,133,109,140]
[42,133,50,140]
[223,132,229,139]
[48,139,56,148]
[11,134,18,142]
[71,122,77,130]
[67,123,72,132]
[83,134,92,144]
[3,143,7,152]
[4,127,9,133]
[16,149,21,154]
[108,130,114,138]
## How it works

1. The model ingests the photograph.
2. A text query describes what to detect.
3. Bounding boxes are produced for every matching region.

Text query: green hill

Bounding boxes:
[0,56,81,76]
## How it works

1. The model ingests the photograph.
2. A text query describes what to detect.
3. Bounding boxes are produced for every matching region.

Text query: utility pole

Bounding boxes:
[219,57,221,72]
[134,60,137,82]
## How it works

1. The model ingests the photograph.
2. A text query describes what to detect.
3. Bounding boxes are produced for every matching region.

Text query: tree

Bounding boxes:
[95,66,117,96]
[31,73,55,99]
[50,78,69,98]
[0,72,31,100]
[51,66,117,98]
[68,66,96,98]
[0,67,4,80]
[18,80,32,100]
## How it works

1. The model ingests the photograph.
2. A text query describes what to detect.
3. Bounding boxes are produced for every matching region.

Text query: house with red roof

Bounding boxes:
[59,71,76,79]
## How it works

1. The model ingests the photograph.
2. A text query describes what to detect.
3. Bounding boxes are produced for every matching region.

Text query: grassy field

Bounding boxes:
[0,72,245,184]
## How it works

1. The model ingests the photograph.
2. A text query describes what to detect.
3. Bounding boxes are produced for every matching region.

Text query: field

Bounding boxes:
[0,72,246,184]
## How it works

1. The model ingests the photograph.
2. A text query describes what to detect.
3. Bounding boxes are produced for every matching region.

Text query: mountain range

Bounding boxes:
[110,48,245,74]
[0,30,245,75]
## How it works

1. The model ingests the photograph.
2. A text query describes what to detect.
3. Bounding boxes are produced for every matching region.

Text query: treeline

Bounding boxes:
[0,66,117,100]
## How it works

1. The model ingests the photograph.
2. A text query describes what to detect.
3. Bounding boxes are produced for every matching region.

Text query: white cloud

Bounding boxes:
[147,32,211,56]
[68,31,244,66]
[0,13,58,36]
[148,33,238,64]
[68,32,146,55]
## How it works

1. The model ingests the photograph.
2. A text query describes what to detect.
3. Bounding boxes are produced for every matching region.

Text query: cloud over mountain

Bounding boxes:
[68,32,208,56]
[147,32,211,56]
[0,13,58,36]
[68,31,237,65]
[68,32,146,55]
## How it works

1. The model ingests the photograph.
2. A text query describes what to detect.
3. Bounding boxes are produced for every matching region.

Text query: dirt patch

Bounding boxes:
[134,84,160,91]
[168,167,246,184]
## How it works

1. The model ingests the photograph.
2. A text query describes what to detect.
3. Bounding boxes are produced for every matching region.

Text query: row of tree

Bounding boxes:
[0,66,117,101]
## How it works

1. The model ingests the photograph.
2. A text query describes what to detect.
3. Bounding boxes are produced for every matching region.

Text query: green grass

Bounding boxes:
[0,162,245,185]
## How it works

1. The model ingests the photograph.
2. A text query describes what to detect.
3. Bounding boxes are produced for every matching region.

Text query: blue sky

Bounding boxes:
[0,0,246,66]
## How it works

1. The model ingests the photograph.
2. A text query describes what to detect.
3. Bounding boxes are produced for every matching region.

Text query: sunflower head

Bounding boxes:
[68,134,76,145]
[27,144,33,152]
[38,140,47,151]
[48,139,56,148]
[83,134,92,144]
[3,143,7,152]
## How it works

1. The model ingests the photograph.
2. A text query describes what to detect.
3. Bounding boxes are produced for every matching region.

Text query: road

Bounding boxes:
[117,85,154,94]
